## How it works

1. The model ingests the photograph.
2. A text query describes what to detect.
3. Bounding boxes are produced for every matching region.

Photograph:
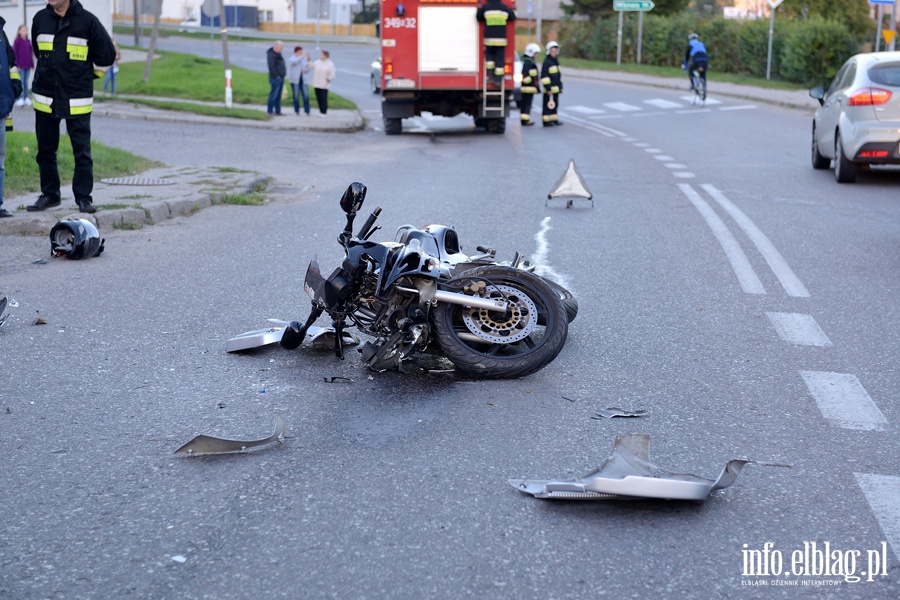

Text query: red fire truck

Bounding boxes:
[377,0,517,135]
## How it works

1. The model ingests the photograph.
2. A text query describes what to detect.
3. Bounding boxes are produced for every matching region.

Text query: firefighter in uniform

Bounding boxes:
[519,43,541,127]
[26,0,116,214]
[540,41,563,127]
[476,0,516,86]
[1,16,24,218]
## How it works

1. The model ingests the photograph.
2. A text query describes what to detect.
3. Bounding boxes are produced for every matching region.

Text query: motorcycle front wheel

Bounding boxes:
[433,266,569,379]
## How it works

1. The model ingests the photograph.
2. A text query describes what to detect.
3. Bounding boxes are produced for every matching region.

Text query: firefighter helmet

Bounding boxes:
[49,219,105,259]
[545,41,559,53]
[688,33,699,41]
[524,43,541,58]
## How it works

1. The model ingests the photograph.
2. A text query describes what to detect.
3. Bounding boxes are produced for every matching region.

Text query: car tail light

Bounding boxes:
[504,64,512,76]
[385,62,393,75]
[858,150,890,158]
[848,87,892,106]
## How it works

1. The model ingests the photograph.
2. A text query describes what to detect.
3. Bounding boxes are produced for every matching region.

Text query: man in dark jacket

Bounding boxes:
[519,43,540,127]
[26,0,115,214]
[476,0,515,86]
[267,41,286,116]
[1,16,24,218]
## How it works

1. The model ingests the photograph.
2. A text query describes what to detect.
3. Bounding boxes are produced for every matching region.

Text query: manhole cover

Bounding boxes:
[100,177,175,186]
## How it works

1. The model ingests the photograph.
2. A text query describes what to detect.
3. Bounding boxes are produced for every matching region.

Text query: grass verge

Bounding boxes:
[102,96,271,121]
[4,131,162,200]
[98,49,356,114]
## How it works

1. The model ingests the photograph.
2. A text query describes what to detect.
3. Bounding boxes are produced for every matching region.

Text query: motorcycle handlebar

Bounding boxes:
[358,207,382,240]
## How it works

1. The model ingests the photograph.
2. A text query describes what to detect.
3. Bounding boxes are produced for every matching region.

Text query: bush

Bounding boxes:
[780,17,858,86]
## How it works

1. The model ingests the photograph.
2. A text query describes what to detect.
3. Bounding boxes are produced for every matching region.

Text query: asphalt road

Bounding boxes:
[2,39,899,599]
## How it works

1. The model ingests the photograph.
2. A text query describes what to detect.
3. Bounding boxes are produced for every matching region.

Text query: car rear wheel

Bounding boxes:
[834,132,858,183]
[384,117,402,135]
[811,125,829,170]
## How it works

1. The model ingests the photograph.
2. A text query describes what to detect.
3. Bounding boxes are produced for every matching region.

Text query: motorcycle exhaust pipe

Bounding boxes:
[433,290,507,313]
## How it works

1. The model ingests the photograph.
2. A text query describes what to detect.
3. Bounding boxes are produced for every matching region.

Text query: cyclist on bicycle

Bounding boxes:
[682,33,708,93]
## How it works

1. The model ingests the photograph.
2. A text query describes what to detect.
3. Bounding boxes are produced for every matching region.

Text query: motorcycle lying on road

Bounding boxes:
[278,182,576,379]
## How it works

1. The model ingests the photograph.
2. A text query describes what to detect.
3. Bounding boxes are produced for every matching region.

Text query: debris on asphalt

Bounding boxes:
[592,407,649,419]
[509,432,752,501]
[33,317,47,326]
[324,376,353,383]
[174,414,286,456]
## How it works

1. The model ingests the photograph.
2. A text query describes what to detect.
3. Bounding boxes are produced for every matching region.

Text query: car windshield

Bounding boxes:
[868,63,900,86]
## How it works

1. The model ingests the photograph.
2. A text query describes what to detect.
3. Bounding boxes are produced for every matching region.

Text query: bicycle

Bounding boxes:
[689,65,707,106]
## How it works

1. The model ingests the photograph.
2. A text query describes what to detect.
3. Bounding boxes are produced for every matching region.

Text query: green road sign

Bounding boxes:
[613,0,655,10]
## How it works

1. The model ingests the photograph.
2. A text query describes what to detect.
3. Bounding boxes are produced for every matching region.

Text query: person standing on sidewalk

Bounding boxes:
[103,38,121,96]
[26,0,116,215]
[1,17,24,218]
[12,25,32,107]
[266,41,286,116]
[288,45,310,116]
[311,50,335,118]
[540,41,563,127]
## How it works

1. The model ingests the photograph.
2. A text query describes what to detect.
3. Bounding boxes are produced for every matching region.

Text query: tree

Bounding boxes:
[778,0,872,38]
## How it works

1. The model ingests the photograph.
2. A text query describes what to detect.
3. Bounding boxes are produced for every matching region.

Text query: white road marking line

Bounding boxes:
[530,216,571,291]
[644,148,661,153]
[677,183,765,294]
[719,105,757,111]
[663,163,688,169]
[701,184,810,298]
[589,114,624,120]
[676,108,712,114]
[854,473,900,562]
[633,142,650,147]
[680,96,722,105]
[766,312,833,346]
[800,371,887,431]
[562,114,616,137]
[622,137,637,142]
[644,98,683,109]
[673,172,695,178]
[653,155,675,161]
[567,105,606,114]
[631,111,667,118]
[604,101,642,112]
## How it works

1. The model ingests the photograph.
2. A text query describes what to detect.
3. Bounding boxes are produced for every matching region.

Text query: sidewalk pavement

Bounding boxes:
[1,65,817,239]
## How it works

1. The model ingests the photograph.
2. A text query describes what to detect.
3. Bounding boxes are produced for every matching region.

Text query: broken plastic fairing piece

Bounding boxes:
[509,433,751,501]
[592,407,648,419]
[225,323,358,353]
[175,415,286,456]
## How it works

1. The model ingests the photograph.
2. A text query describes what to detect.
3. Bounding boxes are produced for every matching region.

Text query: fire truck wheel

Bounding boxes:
[474,117,486,129]
[384,117,402,135]
[486,118,506,134]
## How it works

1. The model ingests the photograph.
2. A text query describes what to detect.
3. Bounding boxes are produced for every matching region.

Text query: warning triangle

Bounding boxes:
[883,29,897,45]
[548,159,593,200]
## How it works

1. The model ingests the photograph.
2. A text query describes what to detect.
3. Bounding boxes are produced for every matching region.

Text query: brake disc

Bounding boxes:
[462,284,537,343]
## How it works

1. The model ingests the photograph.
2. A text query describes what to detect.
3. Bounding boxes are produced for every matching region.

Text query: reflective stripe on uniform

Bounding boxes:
[540,77,551,86]
[521,86,538,94]
[548,66,559,74]
[37,33,54,51]
[69,96,93,115]
[483,10,509,27]
[484,38,507,47]
[66,37,89,61]
[10,68,20,82]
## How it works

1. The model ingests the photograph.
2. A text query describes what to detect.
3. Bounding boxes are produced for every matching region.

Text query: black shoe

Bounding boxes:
[554,121,563,126]
[521,121,534,127]
[26,195,61,212]
[77,200,97,214]
[0,208,12,218]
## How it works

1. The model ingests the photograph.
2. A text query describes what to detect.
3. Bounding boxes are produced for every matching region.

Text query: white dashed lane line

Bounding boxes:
[800,371,888,431]
[854,474,900,563]
[766,312,833,346]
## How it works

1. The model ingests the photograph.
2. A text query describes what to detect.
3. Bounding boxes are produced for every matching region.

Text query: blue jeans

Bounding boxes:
[268,77,284,114]
[103,69,116,94]
[18,68,30,101]
[291,82,310,114]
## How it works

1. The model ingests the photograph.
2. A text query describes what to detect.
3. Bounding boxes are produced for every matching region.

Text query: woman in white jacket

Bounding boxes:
[311,50,335,117]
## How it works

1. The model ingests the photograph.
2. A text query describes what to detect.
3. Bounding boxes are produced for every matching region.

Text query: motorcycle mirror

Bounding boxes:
[339,182,367,216]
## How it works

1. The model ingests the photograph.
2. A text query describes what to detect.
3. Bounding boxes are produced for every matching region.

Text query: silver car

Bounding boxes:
[810,51,900,183]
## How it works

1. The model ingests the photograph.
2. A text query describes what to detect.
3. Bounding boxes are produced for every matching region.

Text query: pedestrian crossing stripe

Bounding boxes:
[603,102,641,112]
[568,105,605,115]
[644,99,682,109]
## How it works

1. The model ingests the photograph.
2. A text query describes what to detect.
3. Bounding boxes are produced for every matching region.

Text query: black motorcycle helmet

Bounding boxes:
[49,219,105,259]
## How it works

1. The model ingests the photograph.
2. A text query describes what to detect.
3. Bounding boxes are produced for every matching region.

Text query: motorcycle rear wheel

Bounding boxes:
[433,266,569,379]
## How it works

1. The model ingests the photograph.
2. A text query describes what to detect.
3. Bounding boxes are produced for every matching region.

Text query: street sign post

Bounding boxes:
[614,1,655,66]
[765,0,782,80]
